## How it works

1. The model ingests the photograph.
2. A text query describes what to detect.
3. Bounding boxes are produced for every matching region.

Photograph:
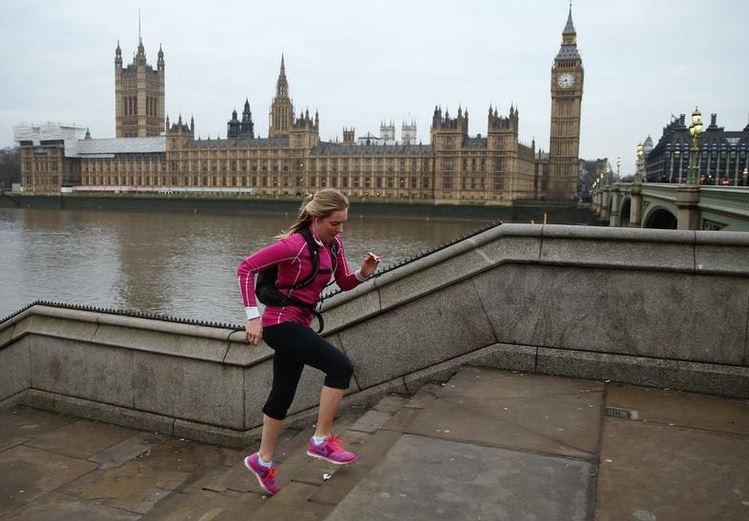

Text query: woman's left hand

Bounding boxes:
[360,252,381,278]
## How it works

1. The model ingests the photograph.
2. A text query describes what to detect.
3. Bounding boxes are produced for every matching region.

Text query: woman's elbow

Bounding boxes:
[236,260,252,278]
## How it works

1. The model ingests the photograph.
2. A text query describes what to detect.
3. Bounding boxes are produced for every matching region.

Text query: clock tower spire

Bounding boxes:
[269,54,294,137]
[548,5,584,200]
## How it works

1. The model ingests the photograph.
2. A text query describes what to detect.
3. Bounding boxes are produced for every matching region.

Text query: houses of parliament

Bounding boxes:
[16,9,584,203]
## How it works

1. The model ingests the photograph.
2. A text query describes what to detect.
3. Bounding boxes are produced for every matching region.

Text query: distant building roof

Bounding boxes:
[14,123,165,158]
[311,142,432,156]
[77,137,165,157]
[555,45,580,61]
[183,136,289,149]
[14,123,87,157]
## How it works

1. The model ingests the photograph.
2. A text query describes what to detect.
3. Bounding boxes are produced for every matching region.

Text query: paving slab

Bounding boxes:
[0,405,77,452]
[210,490,268,521]
[0,445,98,516]
[250,481,318,519]
[347,409,392,433]
[407,367,603,458]
[285,499,336,521]
[371,394,409,414]
[138,488,252,521]
[607,383,749,434]
[404,383,442,408]
[596,417,749,521]
[61,437,225,514]
[214,445,248,468]
[325,434,591,521]
[89,431,166,469]
[381,406,421,433]
[1,491,139,521]
[60,466,176,515]
[25,419,137,459]
[180,465,235,494]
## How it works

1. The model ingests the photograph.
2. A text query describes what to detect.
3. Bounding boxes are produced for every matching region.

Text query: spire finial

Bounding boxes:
[138,9,142,42]
[564,2,576,33]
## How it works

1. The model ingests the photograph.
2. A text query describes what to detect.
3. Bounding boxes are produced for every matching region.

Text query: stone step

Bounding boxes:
[245,388,441,521]
[205,401,379,521]
[63,386,433,520]
[323,367,603,521]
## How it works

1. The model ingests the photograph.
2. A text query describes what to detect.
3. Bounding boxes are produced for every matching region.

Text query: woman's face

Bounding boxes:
[314,208,348,243]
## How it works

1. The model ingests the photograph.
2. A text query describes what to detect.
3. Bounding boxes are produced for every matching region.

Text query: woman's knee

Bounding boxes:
[263,394,294,420]
[325,357,353,389]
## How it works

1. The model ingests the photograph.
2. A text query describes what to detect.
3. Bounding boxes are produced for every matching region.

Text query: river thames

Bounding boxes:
[0,208,492,325]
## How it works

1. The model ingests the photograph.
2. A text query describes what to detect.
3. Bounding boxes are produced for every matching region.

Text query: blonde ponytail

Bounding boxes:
[276,189,349,239]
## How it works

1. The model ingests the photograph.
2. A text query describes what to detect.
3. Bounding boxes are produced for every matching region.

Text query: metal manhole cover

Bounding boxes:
[603,406,639,420]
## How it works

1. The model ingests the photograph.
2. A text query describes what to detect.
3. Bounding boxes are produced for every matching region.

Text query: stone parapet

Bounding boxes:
[2,224,748,446]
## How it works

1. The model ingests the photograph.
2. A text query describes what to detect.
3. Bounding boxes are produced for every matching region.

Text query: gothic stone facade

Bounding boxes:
[115,37,165,138]
[18,10,582,202]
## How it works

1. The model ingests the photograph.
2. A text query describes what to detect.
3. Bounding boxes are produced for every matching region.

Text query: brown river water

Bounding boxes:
[0,208,492,325]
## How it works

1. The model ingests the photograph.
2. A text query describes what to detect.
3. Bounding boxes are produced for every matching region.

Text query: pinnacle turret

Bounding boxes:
[275,54,289,98]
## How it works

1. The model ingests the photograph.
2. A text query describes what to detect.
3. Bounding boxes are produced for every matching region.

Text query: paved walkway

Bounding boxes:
[1,367,748,520]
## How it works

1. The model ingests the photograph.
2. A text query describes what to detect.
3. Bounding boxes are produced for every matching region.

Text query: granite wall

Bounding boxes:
[1,224,747,447]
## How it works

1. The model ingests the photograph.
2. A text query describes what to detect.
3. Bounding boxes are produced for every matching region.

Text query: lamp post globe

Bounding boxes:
[634,144,644,184]
[687,107,703,185]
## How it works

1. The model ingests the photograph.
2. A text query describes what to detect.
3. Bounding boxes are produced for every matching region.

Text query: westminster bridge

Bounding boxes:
[592,182,749,231]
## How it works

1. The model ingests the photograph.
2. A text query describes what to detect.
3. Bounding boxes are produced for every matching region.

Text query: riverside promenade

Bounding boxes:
[1,366,748,520]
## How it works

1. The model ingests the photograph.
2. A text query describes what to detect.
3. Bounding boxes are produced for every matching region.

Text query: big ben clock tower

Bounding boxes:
[548,6,583,199]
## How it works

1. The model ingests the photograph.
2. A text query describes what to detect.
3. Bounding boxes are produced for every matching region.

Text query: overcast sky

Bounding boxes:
[1,0,747,176]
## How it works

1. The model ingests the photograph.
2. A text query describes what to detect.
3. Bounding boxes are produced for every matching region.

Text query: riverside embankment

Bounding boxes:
[0,192,593,223]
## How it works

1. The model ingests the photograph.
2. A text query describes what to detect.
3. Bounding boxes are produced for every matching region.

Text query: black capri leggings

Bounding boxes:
[261,321,354,420]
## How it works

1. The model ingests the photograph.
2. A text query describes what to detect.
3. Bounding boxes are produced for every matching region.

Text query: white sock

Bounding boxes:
[258,455,273,467]
[312,435,327,445]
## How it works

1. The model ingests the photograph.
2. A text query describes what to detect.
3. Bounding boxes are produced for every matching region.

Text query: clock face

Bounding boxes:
[557,72,575,89]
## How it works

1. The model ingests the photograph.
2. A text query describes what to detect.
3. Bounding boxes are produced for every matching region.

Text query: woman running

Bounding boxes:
[236,188,380,495]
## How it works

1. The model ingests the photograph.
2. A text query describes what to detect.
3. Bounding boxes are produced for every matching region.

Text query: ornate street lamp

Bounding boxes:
[687,107,704,185]
[616,157,622,179]
[634,143,644,184]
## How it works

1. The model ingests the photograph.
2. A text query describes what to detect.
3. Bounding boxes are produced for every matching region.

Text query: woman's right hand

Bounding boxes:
[246,318,262,345]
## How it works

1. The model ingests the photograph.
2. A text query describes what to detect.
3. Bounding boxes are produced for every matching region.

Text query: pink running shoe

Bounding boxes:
[244,453,280,495]
[306,434,357,465]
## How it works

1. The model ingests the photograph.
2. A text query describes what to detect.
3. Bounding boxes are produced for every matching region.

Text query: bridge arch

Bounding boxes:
[643,206,677,229]
[620,195,631,227]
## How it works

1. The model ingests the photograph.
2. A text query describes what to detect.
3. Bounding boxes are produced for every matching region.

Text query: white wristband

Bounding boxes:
[354,269,367,282]
[245,307,260,320]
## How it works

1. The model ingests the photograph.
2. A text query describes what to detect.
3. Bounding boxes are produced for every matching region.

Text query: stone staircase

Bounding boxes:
[133,383,441,521]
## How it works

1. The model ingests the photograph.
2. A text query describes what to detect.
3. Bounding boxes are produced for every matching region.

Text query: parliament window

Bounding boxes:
[493,174,503,191]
